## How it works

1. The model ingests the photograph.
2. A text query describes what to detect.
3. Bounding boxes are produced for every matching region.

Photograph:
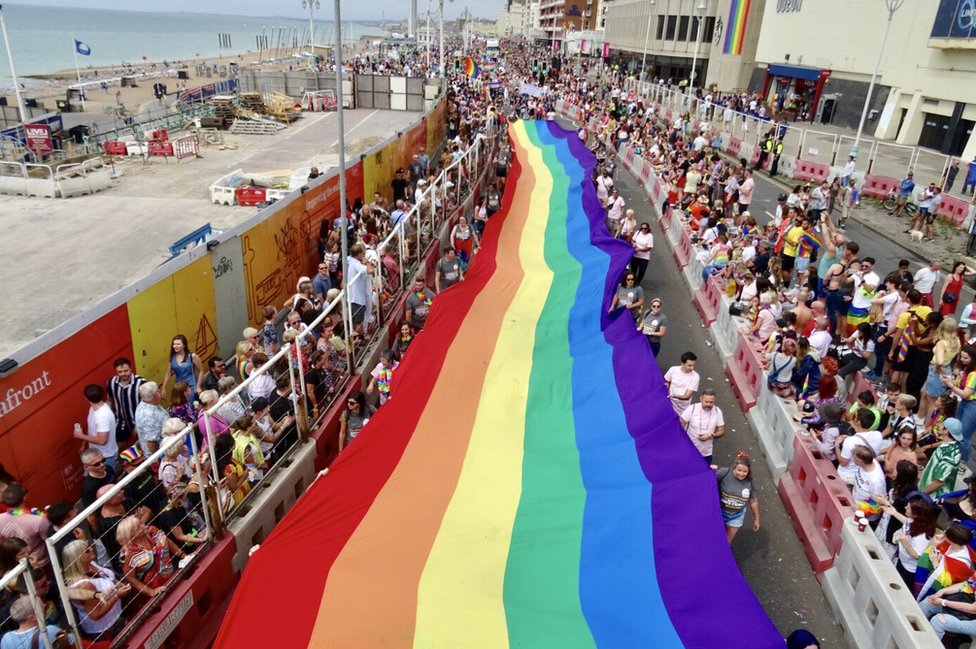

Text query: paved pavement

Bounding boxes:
[603,139,847,645]
[0,108,420,358]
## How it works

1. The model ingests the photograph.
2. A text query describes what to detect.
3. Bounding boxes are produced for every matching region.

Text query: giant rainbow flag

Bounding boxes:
[214,121,783,648]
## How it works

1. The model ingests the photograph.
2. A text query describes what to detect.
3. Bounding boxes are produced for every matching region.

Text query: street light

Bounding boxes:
[850,0,904,163]
[639,0,656,83]
[439,0,454,87]
[302,0,319,52]
[689,0,707,90]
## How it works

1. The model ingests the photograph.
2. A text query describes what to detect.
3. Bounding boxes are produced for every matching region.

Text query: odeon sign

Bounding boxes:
[960,0,976,30]
[932,0,976,39]
[775,0,802,13]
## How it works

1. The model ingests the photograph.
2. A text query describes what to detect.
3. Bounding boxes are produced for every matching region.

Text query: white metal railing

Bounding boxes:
[0,561,56,648]
[626,79,948,180]
[46,429,211,648]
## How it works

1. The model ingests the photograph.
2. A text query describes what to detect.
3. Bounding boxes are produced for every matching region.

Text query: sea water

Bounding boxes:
[0,3,386,89]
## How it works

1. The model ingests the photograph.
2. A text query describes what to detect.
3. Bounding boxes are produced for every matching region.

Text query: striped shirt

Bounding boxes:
[107,374,146,432]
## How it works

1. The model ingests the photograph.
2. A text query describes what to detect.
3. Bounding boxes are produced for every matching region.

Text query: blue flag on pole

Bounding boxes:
[74,40,91,56]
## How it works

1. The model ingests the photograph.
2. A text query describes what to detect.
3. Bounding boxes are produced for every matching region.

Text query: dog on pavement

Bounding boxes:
[909,229,925,243]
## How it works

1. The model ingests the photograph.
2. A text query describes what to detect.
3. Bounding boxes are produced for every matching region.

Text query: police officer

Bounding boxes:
[770,138,785,178]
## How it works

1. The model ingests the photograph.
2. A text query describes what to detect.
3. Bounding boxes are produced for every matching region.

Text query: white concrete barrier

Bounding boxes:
[822,522,942,649]
[777,154,797,179]
[753,382,798,480]
[226,441,317,573]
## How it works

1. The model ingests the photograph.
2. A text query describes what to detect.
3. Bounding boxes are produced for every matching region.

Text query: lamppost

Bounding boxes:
[302,0,319,52]
[332,0,350,349]
[689,0,707,90]
[639,0,656,83]
[439,0,454,88]
[850,0,904,163]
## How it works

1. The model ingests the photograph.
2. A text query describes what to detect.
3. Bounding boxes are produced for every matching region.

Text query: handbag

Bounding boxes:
[942,591,976,620]
[944,293,957,304]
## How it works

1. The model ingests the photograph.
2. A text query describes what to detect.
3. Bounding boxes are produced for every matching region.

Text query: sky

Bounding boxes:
[8,0,507,21]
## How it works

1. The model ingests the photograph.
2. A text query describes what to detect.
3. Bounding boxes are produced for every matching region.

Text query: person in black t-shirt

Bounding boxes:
[268,373,299,456]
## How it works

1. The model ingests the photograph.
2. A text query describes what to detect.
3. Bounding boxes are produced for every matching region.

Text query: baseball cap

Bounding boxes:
[944,417,963,441]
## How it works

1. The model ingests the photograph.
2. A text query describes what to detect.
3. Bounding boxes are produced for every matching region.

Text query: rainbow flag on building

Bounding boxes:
[723,0,752,55]
[213,121,782,649]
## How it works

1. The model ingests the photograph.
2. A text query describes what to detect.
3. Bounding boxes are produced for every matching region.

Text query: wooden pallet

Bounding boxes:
[229,119,285,135]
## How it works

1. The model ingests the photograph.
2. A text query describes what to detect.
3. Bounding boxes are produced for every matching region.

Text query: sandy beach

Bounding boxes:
[2,41,368,119]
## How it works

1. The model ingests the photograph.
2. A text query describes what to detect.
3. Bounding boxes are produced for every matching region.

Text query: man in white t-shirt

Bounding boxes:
[913,260,942,307]
[73,384,119,470]
[664,352,700,416]
[808,317,833,358]
[851,446,887,517]
[835,409,884,484]
[681,389,725,463]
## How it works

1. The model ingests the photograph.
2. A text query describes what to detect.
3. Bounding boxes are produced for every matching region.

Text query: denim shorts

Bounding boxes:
[722,508,746,528]
[923,365,949,398]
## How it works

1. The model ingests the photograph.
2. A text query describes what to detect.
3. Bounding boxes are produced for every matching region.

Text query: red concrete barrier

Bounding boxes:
[861,174,899,199]
[673,225,692,269]
[102,141,127,156]
[624,146,636,171]
[639,159,653,186]
[749,146,761,167]
[794,159,830,183]
[124,534,238,649]
[938,194,969,227]
[149,141,175,157]
[727,137,741,158]
[724,333,764,410]
[692,276,722,325]
[847,371,878,405]
[777,436,855,575]
[235,186,267,206]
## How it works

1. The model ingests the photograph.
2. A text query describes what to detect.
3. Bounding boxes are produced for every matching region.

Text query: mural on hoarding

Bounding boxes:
[241,163,364,324]
[931,0,976,40]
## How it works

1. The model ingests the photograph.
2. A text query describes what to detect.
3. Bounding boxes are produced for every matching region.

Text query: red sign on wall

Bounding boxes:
[24,123,53,155]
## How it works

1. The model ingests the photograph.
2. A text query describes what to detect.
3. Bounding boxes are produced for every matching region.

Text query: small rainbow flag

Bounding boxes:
[799,231,822,251]
[213,121,783,648]
[723,0,751,55]
[463,55,480,78]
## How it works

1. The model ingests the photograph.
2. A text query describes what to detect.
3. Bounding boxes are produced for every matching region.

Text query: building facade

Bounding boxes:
[497,0,528,36]
[540,0,603,43]
[753,0,976,157]
[603,0,764,91]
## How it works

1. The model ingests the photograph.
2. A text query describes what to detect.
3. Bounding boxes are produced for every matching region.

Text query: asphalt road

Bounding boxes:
[605,149,848,645]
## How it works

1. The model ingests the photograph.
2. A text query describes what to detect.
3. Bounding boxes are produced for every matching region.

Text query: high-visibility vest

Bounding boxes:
[763,139,773,153]
[775,142,784,155]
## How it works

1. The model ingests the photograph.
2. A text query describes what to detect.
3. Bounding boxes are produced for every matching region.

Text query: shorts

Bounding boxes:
[891,346,916,373]
[780,253,796,271]
[795,256,811,273]
[896,194,909,205]
[923,365,950,398]
[722,508,746,528]
[351,302,366,325]
[737,202,750,215]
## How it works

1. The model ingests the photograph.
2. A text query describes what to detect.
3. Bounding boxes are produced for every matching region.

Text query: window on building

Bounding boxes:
[665,15,676,40]
[656,15,665,39]
[678,15,689,41]
[702,16,715,43]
